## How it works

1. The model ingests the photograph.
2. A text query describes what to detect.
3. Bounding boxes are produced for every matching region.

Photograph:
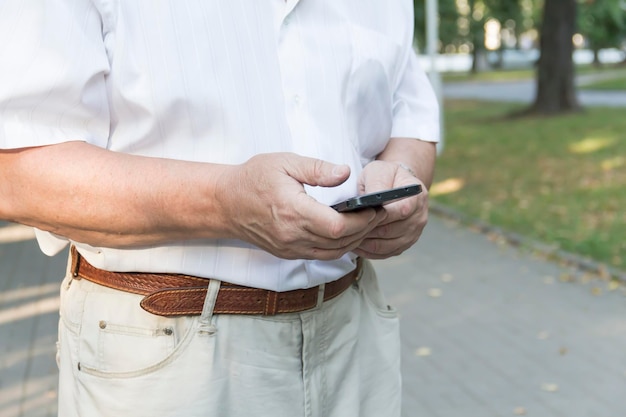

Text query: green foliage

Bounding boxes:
[414,0,460,52]
[578,0,626,52]
[413,0,626,55]
[413,0,625,71]
[413,0,540,54]
[483,0,523,28]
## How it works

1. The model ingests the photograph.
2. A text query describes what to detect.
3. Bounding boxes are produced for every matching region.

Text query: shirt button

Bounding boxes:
[293,94,302,105]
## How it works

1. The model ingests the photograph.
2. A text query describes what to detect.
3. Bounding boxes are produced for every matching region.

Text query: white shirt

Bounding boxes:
[0,0,439,291]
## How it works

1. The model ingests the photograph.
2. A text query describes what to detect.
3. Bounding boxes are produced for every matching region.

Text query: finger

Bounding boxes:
[309,219,383,250]
[376,197,421,226]
[249,197,387,259]
[288,206,388,256]
[283,155,351,188]
[352,247,399,260]
[308,239,371,260]
[365,216,425,240]
[280,229,386,261]
[356,224,424,258]
[297,196,387,239]
[353,237,415,260]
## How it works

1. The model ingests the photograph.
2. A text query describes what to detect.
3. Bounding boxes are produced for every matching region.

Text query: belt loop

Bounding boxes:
[264,290,279,315]
[316,283,326,309]
[199,279,221,332]
[70,246,81,279]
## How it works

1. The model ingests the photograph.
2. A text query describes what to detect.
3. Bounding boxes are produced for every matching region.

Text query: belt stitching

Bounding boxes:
[70,246,360,315]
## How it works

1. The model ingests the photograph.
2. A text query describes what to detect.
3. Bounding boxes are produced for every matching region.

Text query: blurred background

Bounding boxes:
[415,0,626,278]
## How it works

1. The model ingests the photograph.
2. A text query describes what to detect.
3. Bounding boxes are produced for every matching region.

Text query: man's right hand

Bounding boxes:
[217,153,387,260]
[1,143,383,257]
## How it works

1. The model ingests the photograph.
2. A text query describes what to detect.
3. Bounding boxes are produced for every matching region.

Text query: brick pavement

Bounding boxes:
[375,217,626,417]
[1,217,626,417]
[0,224,65,417]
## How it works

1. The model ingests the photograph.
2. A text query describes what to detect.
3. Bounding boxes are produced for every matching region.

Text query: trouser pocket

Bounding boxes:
[60,276,195,378]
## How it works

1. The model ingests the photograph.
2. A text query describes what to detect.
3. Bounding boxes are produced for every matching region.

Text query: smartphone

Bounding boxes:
[331,184,422,212]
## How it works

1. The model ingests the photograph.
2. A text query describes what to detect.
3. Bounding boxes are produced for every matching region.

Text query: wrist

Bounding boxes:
[394,162,418,179]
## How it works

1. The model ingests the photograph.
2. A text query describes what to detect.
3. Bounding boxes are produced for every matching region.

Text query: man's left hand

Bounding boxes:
[353,160,429,259]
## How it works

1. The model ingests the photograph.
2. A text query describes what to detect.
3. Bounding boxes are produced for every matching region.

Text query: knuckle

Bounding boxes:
[400,201,417,218]
[313,158,326,178]
[327,218,347,239]
[378,224,389,238]
[366,239,379,254]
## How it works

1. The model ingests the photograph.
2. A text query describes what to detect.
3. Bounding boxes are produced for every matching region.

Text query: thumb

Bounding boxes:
[285,155,351,188]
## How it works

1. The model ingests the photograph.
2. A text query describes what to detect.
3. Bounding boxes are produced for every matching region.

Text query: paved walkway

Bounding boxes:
[2,217,626,417]
[0,224,63,417]
[443,71,626,107]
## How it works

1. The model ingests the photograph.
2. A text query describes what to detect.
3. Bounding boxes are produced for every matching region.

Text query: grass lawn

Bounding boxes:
[432,99,626,273]
[442,68,534,83]
[442,64,626,85]
[581,75,626,90]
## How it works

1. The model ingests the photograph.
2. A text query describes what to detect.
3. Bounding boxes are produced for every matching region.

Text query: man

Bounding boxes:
[0,1,439,416]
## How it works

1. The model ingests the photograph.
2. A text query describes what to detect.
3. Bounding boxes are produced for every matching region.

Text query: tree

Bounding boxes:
[468,0,487,72]
[483,0,524,67]
[578,0,626,66]
[414,0,460,53]
[465,0,531,73]
[527,0,581,114]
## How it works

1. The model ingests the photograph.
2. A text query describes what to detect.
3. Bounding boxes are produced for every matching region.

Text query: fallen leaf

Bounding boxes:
[559,347,568,356]
[608,281,620,291]
[537,331,550,340]
[415,347,432,357]
[543,276,555,285]
[591,287,602,296]
[598,265,611,280]
[513,406,527,415]
[541,383,559,392]
[441,273,453,283]
[427,288,443,298]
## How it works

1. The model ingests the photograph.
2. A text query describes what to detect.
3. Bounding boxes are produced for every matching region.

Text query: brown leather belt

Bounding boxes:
[70,246,362,317]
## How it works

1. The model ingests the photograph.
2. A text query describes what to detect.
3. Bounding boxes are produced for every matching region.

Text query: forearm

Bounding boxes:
[0,141,233,247]
[375,137,436,188]
[0,142,382,260]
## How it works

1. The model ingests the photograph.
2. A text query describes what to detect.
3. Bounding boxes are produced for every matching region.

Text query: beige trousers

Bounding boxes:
[57,259,401,417]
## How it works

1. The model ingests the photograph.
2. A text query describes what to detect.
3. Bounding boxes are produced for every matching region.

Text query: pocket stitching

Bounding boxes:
[79,316,199,380]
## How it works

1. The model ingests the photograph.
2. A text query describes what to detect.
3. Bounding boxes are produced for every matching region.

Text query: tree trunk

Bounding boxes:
[529,0,581,114]
[592,48,601,67]
[469,0,486,73]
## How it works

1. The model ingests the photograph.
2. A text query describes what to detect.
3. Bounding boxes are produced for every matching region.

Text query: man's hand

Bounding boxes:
[217,153,388,261]
[354,139,434,259]
[0,141,429,257]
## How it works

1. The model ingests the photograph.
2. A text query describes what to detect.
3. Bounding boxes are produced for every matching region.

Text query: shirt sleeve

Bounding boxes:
[0,0,110,150]
[389,0,440,143]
